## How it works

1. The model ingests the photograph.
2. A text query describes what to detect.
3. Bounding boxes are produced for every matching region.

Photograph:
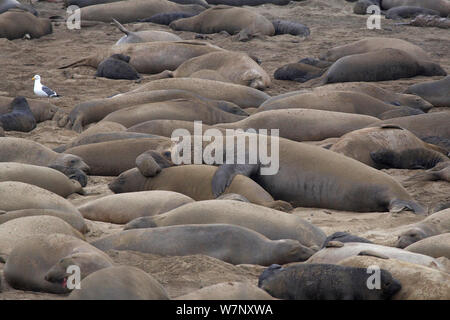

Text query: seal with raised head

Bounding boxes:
[258,263,401,300]
[124,199,326,251]
[64,137,172,176]
[95,54,141,80]
[68,266,170,300]
[0,96,36,132]
[92,224,315,265]
[78,191,194,224]
[0,10,52,40]
[405,76,450,107]
[4,234,113,293]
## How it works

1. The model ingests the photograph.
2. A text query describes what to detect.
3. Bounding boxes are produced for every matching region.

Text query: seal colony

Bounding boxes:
[0,0,449,301]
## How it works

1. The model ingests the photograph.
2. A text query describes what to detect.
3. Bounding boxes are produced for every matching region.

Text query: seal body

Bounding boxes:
[0,11,52,40]
[95,54,141,80]
[0,96,36,132]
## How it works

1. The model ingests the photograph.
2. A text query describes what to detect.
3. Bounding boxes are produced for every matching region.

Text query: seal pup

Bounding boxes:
[95,54,141,80]
[0,96,36,132]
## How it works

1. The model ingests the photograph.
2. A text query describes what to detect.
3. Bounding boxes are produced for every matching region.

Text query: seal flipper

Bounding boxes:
[212,163,259,197]
[389,199,427,215]
[357,250,389,259]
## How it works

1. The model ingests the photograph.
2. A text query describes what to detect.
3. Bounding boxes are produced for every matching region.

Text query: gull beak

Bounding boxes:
[32,77,35,80]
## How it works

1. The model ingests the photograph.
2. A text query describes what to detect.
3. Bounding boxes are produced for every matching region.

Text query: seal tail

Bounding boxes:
[389,199,427,215]
[112,18,130,35]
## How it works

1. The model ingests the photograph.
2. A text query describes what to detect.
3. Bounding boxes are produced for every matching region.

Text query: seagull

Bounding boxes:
[32,75,60,98]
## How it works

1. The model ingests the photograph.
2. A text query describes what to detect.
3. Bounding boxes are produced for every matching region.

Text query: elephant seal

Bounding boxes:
[139,12,197,25]
[109,166,290,210]
[311,82,433,111]
[386,6,441,19]
[95,54,141,80]
[66,89,224,132]
[79,0,205,23]
[330,125,446,168]
[0,208,88,234]
[320,48,446,84]
[0,96,36,132]
[405,76,450,107]
[215,109,378,142]
[321,232,373,248]
[54,132,159,153]
[78,191,194,224]
[166,134,427,213]
[92,224,315,265]
[405,233,450,259]
[175,282,276,300]
[396,208,450,248]
[68,266,169,300]
[274,62,325,82]
[338,256,450,300]
[149,51,271,90]
[0,137,90,173]
[0,11,52,40]
[369,148,449,169]
[0,0,37,15]
[113,18,182,44]
[60,41,223,74]
[169,6,275,36]
[381,0,450,17]
[0,96,59,123]
[0,216,84,257]
[4,234,113,293]
[257,91,400,117]
[131,78,270,108]
[124,199,326,250]
[0,181,81,214]
[258,263,401,300]
[370,112,450,140]
[64,137,172,176]
[271,20,310,37]
[306,242,445,271]
[320,37,430,62]
[0,162,83,197]
[99,98,246,128]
